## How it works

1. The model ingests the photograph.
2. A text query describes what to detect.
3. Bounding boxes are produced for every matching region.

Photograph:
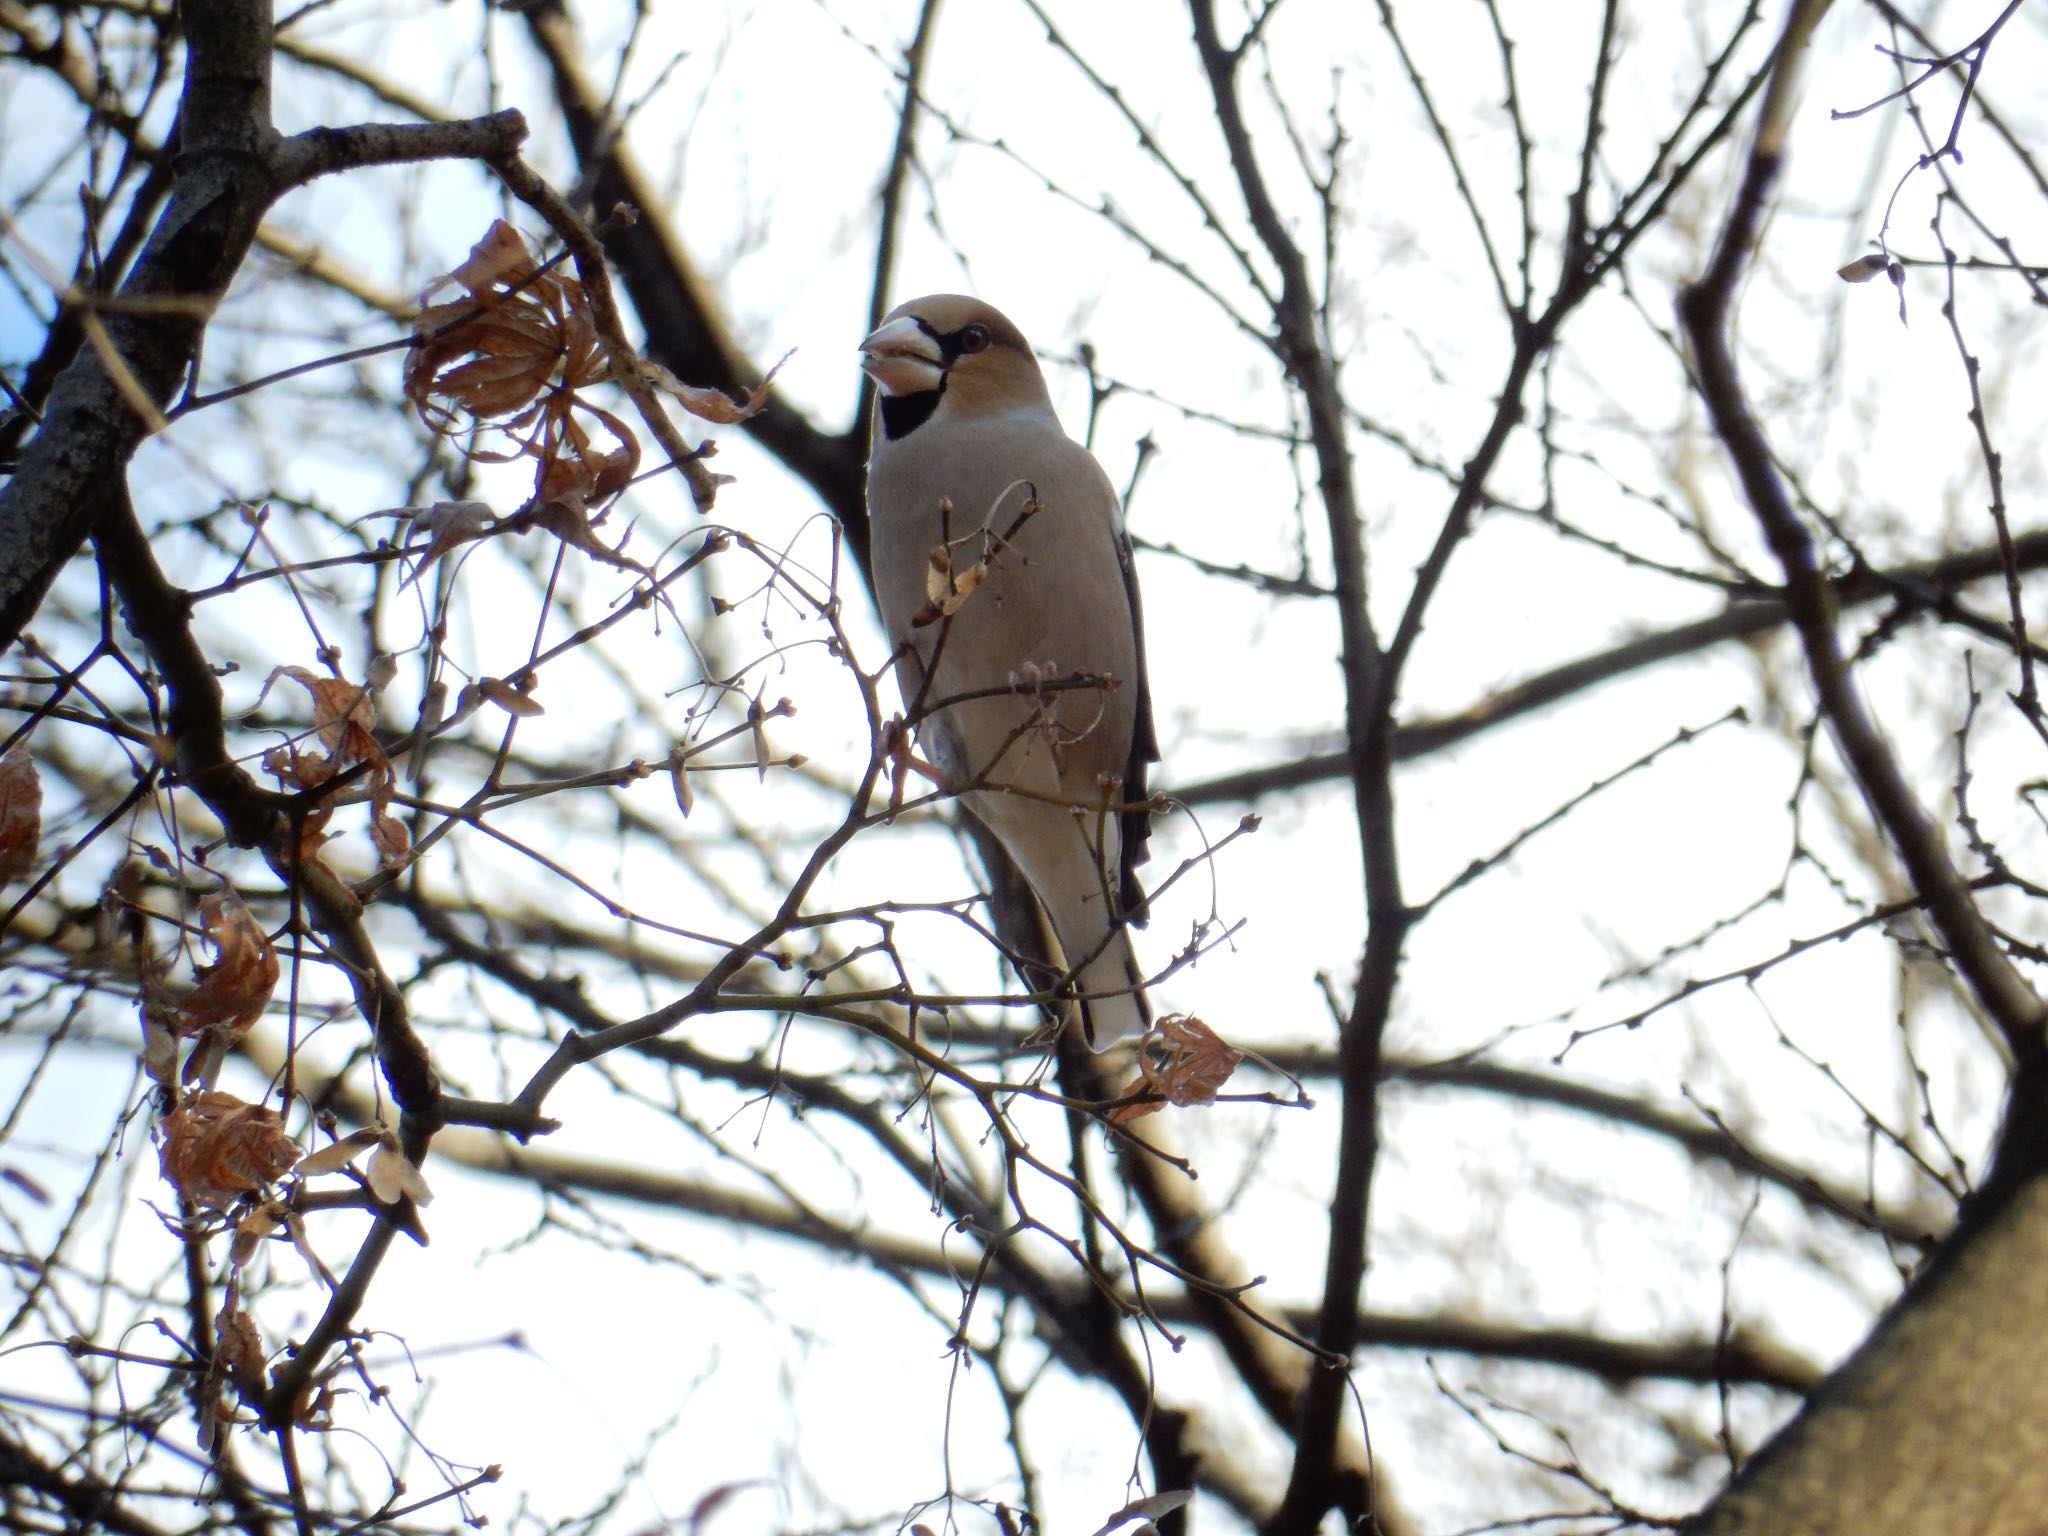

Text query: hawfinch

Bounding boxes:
[861,295,1158,1048]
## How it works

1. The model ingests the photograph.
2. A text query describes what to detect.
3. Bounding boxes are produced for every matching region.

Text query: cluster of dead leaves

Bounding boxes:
[158,1093,433,1214]
[254,663,406,868]
[403,220,784,568]
[1110,1015,1244,1126]
[129,876,431,1209]
[406,219,640,521]
[158,1089,433,1441]
[179,1120,432,1446]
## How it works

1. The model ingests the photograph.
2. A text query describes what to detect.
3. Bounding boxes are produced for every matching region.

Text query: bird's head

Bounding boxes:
[860,296,1051,432]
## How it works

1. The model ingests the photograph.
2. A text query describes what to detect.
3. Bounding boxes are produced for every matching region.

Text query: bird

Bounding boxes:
[860,295,1158,1049]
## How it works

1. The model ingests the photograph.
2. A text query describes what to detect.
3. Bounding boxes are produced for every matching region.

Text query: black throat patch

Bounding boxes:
[878,388,942,440]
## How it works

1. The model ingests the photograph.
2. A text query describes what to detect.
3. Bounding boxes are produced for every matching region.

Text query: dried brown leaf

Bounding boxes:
[641,349,791,424]
[1109,1015,1245,1125]
[254,666,374,757]
[398,499,495,584]
[229,1200,285,1268]
[164,890,279,1046]
[371,812,411,867]
[408,222,575,422]
[534,401,640,512]
[421,218,536,306]
[256,661,400,865]
[215,1299,268,1401]
[159,1091,298,1207]
[0,744,40,885]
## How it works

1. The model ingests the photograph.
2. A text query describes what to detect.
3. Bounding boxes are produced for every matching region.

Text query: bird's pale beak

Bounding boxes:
[859,315,945,397]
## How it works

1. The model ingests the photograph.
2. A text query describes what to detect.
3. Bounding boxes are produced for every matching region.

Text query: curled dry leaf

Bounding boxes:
[398,498,495,584]
[1837,253,1892,284]
[159,1091,299,1208]
[1109,1015,1245,1126]
[229,1192,336,1287]
[255,662,407,869]
[163,890,279,1049]
[0,744,40,885]
[253,665,374,758]
[641,348,791,424]
[229,1199,285,1268]
[409,221,598,422]
[371,812,411,864]
[215,1299,268,1401]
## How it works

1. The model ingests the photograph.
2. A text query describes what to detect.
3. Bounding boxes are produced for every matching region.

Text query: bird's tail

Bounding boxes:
[1071,922,1152,1050]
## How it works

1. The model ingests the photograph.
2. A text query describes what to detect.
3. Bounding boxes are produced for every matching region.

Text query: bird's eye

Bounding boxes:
[958,323,992,354]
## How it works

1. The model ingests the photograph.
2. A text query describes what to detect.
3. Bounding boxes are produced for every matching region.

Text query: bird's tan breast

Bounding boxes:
[868,409,1139,789]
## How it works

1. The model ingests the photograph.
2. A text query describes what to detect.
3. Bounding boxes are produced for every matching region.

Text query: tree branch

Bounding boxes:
[1677,1,2044,1065]
[1173,530,2048,806]
[518,1,868,565]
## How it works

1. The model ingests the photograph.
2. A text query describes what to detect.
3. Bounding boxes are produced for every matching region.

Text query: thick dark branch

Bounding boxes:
[1677,9,2044,1066]
[0,32,177,458]
[89,499,283,845]
[0,17,529,651]
[269,110,527,190]
[0,2,278,646]
[1676,20,2048,1525]
[0,1423,179,1536]
[1186,6,1400,1531]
